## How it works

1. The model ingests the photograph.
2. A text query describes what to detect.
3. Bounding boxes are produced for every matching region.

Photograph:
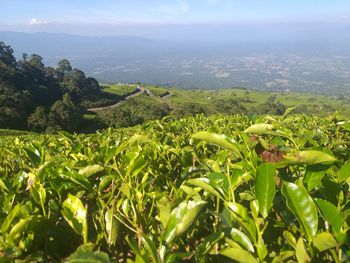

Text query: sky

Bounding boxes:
[0,0,349,37]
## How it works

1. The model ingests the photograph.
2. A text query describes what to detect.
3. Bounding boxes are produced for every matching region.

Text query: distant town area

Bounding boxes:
[90,54,350,93]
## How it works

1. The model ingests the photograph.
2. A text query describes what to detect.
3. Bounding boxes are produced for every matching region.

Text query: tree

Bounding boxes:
[28,54,45,70]
[0,83,30,129]
[48,94,82,132]
[171,102,207,118]
[61,69,86,98]
[0,41,16,67]
[57,59,72,74]
[257,101,286,115]
[86,77,101,94]
[98,108,143,128]
[0,42,104,132]
[0,42,17,80]
[28,106,48,132]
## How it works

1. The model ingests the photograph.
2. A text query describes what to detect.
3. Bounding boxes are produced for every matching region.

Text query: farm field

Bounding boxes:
[0,114,349,262]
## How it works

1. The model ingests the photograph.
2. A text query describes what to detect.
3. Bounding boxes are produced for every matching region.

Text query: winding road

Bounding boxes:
[88,86,151,112]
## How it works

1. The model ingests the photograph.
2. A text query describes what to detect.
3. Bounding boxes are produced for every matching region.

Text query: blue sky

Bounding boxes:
[1,0,349,25]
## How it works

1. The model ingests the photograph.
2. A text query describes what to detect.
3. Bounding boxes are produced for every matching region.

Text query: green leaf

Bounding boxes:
[230,228,255,253]
[244,123,286,137]
[281,179,318,241]
[61,194,88,243]
[99,176,113,192]
[313,232,337,252]
[226,203,257,243]
[105,207,118,246]
[244,123,274,134]
[255,163,276,218]
[283,231,297,248]
[338,162,350,182]
[79,164,104,177]
[271,251,295,263]
[117,134,153,153]
[192,131,241,157]
[295,238,309,263]
[8,217,31,241]
[186,178,221,198]
[126,153,147,176]
[315,199,342,233]
[195,232,224,262]
[284,150,336,165]
[226,202,249,221]
[220,247,258,263]
[156,196,171,228]
[126,235,147,262]
[140,234,158,263]
[1,205,21,234]
[162,200,206,244]
[62,170,93,192]
[24,146,41,165]
[303,171,325,191]
[29,174,46,215]
[66,243,110,263]
[164,252,190,263]
[257,237,267,261]
[0,178,9,192]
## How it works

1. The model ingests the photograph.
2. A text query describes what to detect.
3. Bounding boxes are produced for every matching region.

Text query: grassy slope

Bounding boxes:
[101,84,138,96]
[141,85,350,116]
[77,83,350,132]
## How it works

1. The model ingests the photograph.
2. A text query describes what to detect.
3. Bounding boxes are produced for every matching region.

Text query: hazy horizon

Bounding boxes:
[1,0,350,40]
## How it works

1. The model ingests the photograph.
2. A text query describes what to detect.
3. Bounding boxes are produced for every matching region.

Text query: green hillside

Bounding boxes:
[86,84,350,130]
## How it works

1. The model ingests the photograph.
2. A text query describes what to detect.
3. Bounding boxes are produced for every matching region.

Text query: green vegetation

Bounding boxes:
[0,41,106,132]
[0,114,349,261]
[95,84,350,129]
[102,84,139,96]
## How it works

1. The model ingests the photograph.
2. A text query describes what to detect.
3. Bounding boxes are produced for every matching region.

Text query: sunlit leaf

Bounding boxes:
[255,163,276,218]
[192,131,241,157]
[61,194,88,243]
[295,238,309,263]
[284,150,336,165]
[313,232,337,252]
[281,179,318,241]
[79,164,104,177]
[66,243,110,263]
[105,207,118,246]
[163,200,206,244]
[220,247,258,263]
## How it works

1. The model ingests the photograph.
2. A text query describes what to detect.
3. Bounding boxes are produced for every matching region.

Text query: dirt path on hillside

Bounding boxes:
[87,86,173,112]
[88,86,144,112]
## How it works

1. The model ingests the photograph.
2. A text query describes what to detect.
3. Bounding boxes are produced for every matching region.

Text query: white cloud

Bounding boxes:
[160,0,189,16]
[29,18,49,25]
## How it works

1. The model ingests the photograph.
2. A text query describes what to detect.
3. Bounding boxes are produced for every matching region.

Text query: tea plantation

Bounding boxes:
[0,114,349,262]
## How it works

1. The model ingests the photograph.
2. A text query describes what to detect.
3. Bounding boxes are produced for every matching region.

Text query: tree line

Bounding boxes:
[0,41,101,132]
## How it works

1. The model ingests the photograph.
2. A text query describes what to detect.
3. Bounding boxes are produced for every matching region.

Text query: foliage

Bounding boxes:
[0,114,349,262]
[0,41,101,132]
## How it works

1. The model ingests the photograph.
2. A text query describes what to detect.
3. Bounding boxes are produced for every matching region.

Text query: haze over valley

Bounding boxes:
[1,20,350,92]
